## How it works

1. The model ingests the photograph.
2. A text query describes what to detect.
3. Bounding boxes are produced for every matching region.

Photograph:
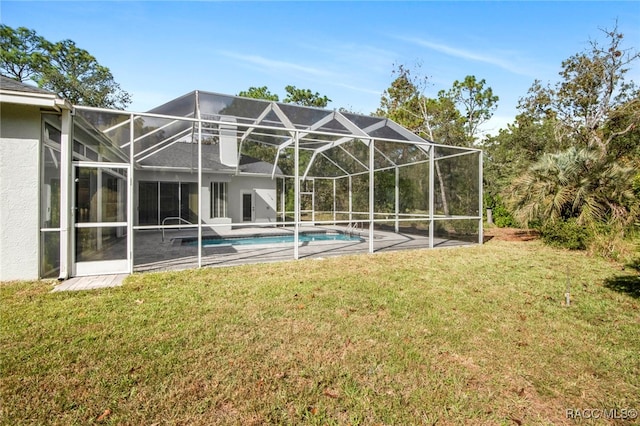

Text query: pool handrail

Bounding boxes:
[161,217,193,242]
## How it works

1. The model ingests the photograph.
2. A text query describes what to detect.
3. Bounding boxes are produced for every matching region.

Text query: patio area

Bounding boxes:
[133,225,475,273]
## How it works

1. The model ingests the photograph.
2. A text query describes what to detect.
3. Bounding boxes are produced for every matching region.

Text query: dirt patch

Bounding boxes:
[484,227,539,242]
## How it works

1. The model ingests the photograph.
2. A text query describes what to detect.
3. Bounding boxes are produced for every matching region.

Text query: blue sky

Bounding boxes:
[2,1,639,134]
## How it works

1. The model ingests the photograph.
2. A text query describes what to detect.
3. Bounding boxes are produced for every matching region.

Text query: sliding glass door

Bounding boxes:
[138,181,197,225]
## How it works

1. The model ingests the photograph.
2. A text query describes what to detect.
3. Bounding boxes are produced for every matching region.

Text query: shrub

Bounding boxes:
[450,219,478,236]
[539,219,590,250]
[493,203,517,228]
[484,194,517,228]
[587,223,640,263]
[632,172,640,197]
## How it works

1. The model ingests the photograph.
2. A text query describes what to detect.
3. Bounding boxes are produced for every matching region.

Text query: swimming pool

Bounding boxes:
[183,232,363,247]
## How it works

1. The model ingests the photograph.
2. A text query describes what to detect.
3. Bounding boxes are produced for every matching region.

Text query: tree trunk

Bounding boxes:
[420,104,450,217]
[435,160,450,216]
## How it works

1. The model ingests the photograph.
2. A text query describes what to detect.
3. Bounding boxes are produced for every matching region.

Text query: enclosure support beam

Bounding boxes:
[369,139,374,254]
[58,108,72,280]
[395,166,400,233]
[128,113,135,273]
[348,176,353,224]
[281,178,286,224]
[318,152,349,176]
[197,91,203,268]
[96,162,103,251]
[302,151,317,180]
[332,179,336,225]
[294,131,300,260]
[478,151,484,245]
[271,149,281,180]
[429,146,435,248]
[311,179,315,225]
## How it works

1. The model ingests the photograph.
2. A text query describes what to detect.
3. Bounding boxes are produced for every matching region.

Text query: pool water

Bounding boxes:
[185,233,363,247]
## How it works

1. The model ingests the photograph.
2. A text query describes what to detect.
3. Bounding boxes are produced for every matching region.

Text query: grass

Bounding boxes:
[1,240,639,425]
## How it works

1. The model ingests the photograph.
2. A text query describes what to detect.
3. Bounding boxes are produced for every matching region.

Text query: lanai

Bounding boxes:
[42,90,482,276]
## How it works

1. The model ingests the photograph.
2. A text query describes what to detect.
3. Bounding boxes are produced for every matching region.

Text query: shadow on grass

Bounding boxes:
[604,260,640,299]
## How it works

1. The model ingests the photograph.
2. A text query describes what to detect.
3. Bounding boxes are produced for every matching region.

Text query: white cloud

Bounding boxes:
[395,36,538,78]
[215,47,386,100]
[216,50,334,79]
[295,40,397,75]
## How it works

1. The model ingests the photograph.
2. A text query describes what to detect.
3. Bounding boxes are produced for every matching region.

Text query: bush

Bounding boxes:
[632,172,640,197]
[493,204,517,228]
[484,194,517,228]
[541,220,640,260]
[587,223,640,263]
[539,219,590,250]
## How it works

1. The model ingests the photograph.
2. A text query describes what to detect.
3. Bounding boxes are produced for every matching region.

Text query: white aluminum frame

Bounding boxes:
[71,161,131,276]
[65,98,483,276]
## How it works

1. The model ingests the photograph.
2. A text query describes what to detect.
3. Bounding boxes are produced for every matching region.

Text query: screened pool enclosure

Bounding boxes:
[40,90,482,277]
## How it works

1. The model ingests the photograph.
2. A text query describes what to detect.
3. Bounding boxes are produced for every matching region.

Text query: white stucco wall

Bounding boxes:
[0,104,41,281]
[228,175,277,223]
[133,171,277,227]
[253,187,277,222]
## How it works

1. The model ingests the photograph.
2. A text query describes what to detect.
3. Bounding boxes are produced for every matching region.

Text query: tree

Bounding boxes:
[376,64,424,131]
[508,147,638,228]
[517,22,639,157]
[377,64,497,146]
[283,85,331,107]
[376,65,493,215]
[0,25,44,82]
[237,86,279,101]
[482,113,563,198]
[444,75,499,142]
[0,25,131,109]
[506,24,640,238]
[38,39,131,108]
[237,85,331,108]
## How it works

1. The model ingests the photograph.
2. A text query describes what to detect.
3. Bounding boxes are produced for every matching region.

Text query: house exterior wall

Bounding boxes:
[133,170,277,228]
[228,176,277,223]
[0,104,41,281]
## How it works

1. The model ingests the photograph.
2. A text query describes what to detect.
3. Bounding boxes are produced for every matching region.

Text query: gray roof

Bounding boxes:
[139,141,281,175]
[0,75,55,95]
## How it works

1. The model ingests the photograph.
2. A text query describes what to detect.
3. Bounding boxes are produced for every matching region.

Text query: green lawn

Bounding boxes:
[1,240,639,425]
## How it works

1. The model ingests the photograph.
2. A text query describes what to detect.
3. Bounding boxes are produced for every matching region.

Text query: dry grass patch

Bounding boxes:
[1,240,639,425]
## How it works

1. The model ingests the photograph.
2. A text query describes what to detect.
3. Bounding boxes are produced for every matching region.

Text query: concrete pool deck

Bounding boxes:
[132,225,476,273]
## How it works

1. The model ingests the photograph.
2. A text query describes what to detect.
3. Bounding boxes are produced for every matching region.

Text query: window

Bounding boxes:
[44,122,61,146]
[41,116,62,278]
[138,181,198,225]
[211,182,227,218]
[85,147,99,161]
[72,140,99,161]
[138,182,159,225]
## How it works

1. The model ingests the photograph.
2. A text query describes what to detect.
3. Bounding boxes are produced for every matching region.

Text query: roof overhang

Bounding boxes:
[0,89,72,112]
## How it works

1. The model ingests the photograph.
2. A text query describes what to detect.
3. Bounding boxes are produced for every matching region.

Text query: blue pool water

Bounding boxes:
[185,233,363,247]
